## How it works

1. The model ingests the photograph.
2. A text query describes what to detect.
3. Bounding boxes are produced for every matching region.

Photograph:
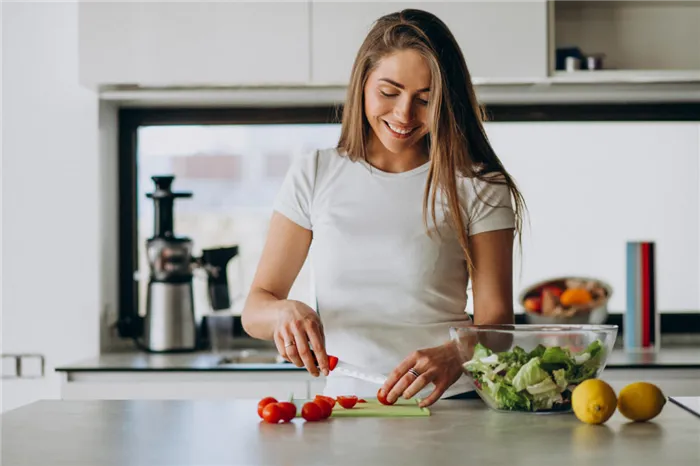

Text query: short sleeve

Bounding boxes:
[272,150,319,230]
[463,175,516,236]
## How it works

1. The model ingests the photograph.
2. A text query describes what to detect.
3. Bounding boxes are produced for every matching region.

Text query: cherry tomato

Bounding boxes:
[262,403,283,424]
[301,402,323,422]
[277,402,297,422]
[328,355,339,371]
[377,389,395,406]
[337,396,358,409]
[257,396,278,418]
[314,398,332,419]
[314,394,336,408]
[358,399,367,403]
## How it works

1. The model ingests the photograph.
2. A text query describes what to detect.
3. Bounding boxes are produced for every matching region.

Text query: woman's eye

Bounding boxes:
[379,90,398,98]
[417,98,429,106]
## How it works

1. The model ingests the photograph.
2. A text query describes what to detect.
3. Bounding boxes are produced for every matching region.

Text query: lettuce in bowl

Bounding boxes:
[462,340,606,413]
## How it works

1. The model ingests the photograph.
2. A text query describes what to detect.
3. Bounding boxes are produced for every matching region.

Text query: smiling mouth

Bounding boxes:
[383,120,417,139]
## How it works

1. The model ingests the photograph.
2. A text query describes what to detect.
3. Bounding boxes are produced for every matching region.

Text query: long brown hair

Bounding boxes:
[337,9,526,273]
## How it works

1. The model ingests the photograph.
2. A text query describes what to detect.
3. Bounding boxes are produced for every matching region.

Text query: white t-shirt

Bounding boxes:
[273,148,515,399]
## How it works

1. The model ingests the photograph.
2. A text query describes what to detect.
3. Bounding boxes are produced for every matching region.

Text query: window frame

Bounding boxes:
[117,103,700,338]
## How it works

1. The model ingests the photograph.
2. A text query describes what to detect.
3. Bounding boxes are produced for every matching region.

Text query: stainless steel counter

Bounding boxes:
[2,399,699,466]
[54,346,700,373]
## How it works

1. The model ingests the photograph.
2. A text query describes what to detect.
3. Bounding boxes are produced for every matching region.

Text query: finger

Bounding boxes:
[306,320,329,376]
[382,354,418,399]
[273,332,289,362]
[280,328,303,367]
[402,370,433,400]
[387,372,420,404]
[418,384,446,408]
[291,322,319,377]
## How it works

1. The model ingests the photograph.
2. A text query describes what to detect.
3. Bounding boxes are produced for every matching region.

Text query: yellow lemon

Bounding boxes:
[617,382,666,422]
[572,379,617,425]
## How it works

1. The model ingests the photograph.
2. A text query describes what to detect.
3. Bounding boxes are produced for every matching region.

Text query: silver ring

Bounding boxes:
[285,341,296,348]
[408,368,421,378]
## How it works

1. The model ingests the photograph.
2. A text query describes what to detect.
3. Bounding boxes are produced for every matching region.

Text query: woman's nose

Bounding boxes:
[393,96,414,122]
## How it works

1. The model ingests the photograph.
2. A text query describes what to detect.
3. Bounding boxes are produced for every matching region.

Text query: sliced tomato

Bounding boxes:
[337,396,358,409]
[377,389,395,406]
[328,355,339,371]
[262,403,283,424]
[314,398,332,419]
[277,401,297,422]
[257,396,278,418]
[301,402,323,422]
[358,399,367,403]
[314,394,336,408]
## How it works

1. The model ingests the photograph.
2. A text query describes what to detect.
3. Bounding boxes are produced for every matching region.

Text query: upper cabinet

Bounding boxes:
[310,1,548,85]
[78,2,311,88]
[78,0,699,89]
[549,0,700,82]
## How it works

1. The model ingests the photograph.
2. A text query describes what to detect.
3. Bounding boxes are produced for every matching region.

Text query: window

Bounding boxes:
[135,123,340,317]
[117,108,339,335]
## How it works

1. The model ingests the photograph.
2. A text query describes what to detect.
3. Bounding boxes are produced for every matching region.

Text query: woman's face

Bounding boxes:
[364,49,432,155]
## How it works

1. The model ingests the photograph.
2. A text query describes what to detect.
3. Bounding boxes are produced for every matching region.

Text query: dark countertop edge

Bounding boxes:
[55,363,700,372]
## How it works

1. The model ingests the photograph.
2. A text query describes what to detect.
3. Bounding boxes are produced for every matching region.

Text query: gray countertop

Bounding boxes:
[2,399,699,466]
[55,346,700,372]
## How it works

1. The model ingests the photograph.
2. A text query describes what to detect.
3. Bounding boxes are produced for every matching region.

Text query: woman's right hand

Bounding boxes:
[273,300,329,377]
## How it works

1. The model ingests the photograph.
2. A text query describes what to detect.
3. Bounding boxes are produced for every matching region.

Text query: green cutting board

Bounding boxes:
[292,397,430,417]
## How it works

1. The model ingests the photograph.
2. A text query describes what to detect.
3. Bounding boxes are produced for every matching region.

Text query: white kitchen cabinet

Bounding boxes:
[60,371,315,401]
[310,1,548,85]
[59,368,700,401]
[78,1,311,87]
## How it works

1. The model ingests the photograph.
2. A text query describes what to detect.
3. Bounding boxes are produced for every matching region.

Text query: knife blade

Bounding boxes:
[331,360,388,385]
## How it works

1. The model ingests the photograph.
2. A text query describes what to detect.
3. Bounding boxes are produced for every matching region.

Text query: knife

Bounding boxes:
[330,359,388,385]
[311,352,388,385]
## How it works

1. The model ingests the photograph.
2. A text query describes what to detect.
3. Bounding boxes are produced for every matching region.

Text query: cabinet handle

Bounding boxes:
[1,353,45,379]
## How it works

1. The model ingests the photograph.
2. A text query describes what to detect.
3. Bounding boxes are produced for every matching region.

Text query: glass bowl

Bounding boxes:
[449,324,618,414]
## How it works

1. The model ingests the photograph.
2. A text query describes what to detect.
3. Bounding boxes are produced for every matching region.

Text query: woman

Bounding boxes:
[242,9,526,407]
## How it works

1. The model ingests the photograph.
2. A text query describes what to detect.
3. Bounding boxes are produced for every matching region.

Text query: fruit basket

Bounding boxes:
[519,276,612,325]
[449,324,618,414]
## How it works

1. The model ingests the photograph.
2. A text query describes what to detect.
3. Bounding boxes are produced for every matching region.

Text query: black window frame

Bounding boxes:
[117,102,700,338]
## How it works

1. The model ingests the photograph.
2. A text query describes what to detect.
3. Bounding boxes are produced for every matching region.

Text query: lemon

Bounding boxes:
[572,379,617,425]
[617,382,666,422]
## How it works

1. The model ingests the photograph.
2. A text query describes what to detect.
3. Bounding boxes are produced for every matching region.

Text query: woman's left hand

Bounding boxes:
[380,341,463,408]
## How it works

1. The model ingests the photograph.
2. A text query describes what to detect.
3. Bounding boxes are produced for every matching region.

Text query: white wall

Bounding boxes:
[484,121,700,313]
[2,1,100,411]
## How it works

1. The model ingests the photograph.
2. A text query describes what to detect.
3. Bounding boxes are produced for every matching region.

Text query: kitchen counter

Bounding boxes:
[2,399,699,466]
[55,346,700,372]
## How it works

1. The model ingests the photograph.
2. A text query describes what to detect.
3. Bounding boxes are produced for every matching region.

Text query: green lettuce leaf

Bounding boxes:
[528,344,547,359]
[525,376,558,395]
[540,347,575,373]
[512,358,549,392]
[472,343,493,360]
[553,369,568,392]
[504,365,521,384]
[581,340,603,358]
[531,389,563,410]
[496,384,532,411]
[497,346,529,366]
